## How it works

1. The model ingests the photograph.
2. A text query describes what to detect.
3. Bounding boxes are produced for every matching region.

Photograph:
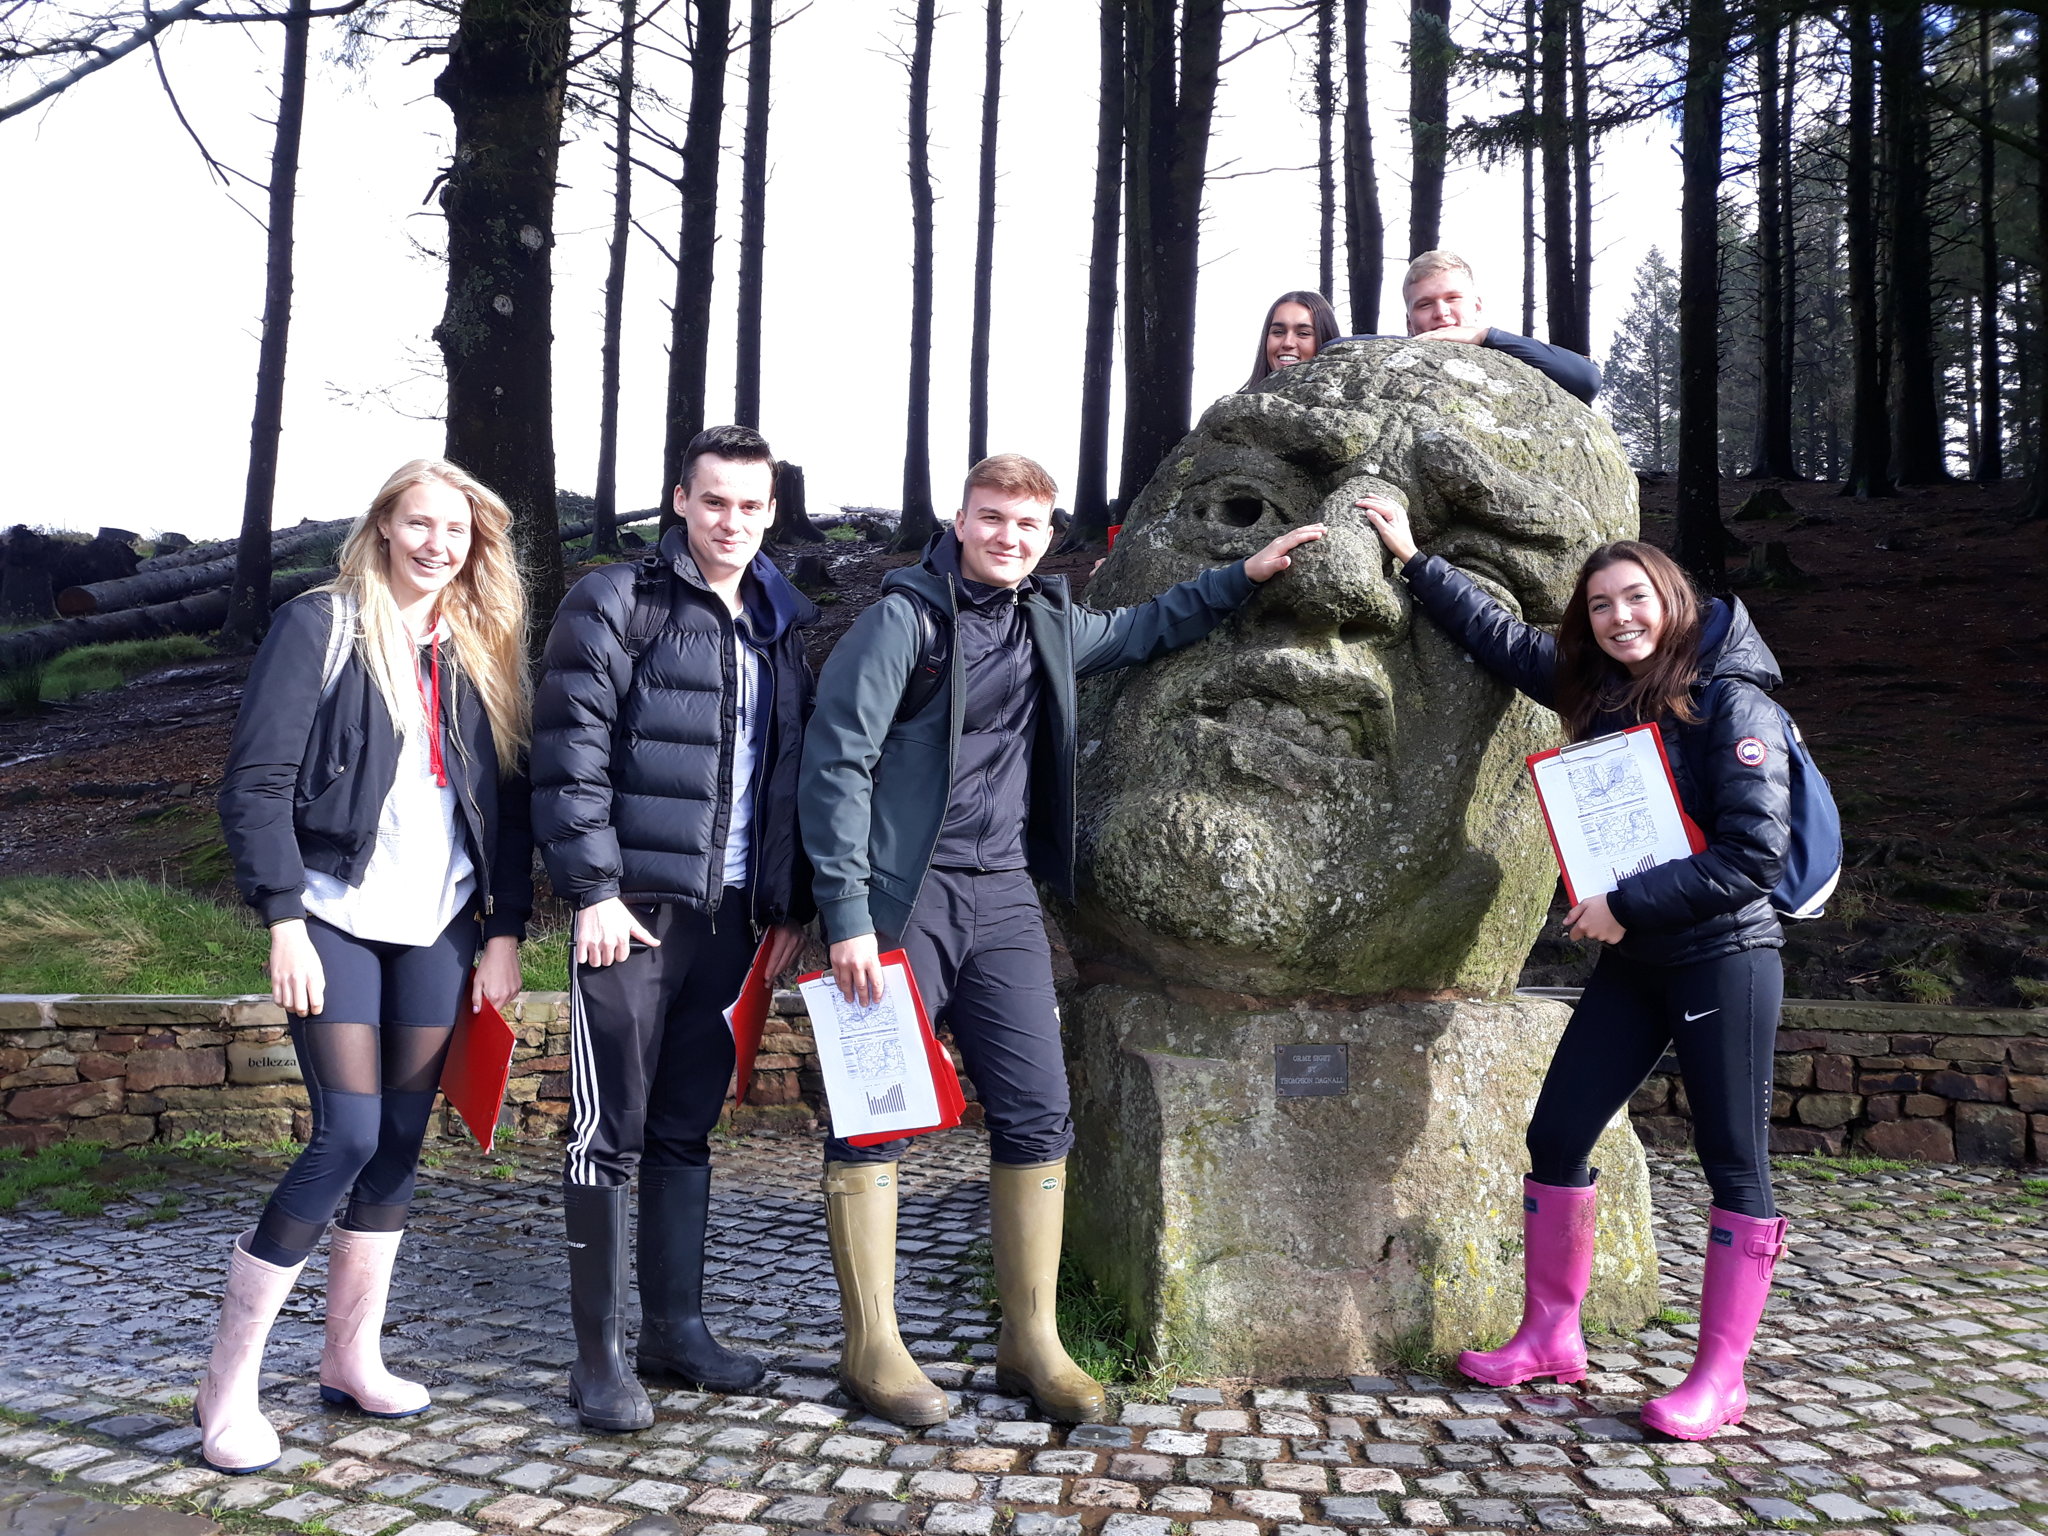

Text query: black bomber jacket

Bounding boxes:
[217,590,534,940]
[529,530,819,927]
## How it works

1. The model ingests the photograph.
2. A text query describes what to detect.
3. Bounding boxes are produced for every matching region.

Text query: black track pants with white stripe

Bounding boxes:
[564,888,755,1186]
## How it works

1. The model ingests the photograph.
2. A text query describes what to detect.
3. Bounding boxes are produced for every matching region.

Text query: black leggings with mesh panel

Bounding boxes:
[247,910,478,1266]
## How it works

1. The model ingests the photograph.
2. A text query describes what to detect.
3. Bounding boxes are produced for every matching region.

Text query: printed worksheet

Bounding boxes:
[1528,726,1698,901]
[797,956,944,1141]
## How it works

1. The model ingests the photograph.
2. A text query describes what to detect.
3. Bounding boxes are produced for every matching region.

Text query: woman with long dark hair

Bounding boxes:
[205,459,533,1474]
[1363,496,1792,1443]
[1243,290,1340,390]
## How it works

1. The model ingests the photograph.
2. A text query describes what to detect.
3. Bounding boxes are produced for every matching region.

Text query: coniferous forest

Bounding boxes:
[2,0,2044,638]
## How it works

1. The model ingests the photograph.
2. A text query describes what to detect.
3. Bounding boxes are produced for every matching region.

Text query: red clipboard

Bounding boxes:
[1526,723,1707,906]
[795,950,967,1145]
[1106,524,1123,550]
[724,936,777,1105]
[441,991,516,1153]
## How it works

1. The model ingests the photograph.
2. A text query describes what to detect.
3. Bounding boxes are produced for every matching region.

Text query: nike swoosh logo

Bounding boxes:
[1684,1008,1719,1022]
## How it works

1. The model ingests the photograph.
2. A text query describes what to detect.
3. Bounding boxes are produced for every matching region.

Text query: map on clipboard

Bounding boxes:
[795,951,965,1146]
[1526,724,1706,905]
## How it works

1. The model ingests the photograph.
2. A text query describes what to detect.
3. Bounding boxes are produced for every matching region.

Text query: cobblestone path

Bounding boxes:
[1,1130,2044,1536]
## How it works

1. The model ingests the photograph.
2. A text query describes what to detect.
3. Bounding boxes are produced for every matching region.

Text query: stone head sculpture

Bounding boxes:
[1070,337,1637,997]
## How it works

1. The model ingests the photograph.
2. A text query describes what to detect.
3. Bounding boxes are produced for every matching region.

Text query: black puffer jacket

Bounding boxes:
[530,530,818,924]
[1402,553,1790,968]
[218,590,533,940]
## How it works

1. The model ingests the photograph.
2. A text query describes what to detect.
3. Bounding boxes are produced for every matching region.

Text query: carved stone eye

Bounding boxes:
[1211,495,1266,527]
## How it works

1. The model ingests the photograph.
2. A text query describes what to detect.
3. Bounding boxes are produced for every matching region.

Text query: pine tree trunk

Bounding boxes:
[593,0,636,556]
[895,0,940,551]
[1672,0,1729,584]
[1342,0,1383,333]
[1539,0,1576,351]
[1749,8,1795,479]
[660,0,732,517]
[1115,0,1225,511]
[734,0,772,429]
[1408,0,1451,255]
[2026,28,2048,515]
[968,0,1002,466]
[221,0,311,650]
[1842,4,1893,498]
[1976,8,2002,482]
[1521,0,1536,336]
[1884,2,1946,483]
[1567,0,1592,349]
[1316,0,1336,297]
[433,0,573,644]
[1070,0,1124,545]
[1779,18,1799,475]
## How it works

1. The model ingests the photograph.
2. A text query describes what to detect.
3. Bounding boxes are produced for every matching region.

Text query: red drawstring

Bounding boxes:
[417,634,447,787]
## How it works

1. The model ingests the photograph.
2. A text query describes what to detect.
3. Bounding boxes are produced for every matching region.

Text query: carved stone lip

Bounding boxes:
[1185,647,1393,765]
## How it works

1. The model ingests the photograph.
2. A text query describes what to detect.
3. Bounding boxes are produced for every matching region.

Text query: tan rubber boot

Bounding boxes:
[824,1162,949,1427]
[989,1160,1108,1423]
[195,1231,306,1474]
[320,1227,431,1417]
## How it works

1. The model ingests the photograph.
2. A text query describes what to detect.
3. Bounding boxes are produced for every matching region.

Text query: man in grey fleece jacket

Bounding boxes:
[798,452,1320,1429]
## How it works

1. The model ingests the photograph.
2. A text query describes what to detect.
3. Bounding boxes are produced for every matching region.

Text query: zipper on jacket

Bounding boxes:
[441,653,495,912]
[901,573,965,928]
[745,636,777,936]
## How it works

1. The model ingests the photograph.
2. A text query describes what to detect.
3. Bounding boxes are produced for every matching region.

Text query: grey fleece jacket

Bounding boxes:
[799,532,1256,944]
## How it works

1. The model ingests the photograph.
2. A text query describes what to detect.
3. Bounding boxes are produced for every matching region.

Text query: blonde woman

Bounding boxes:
[205,459,533,1474]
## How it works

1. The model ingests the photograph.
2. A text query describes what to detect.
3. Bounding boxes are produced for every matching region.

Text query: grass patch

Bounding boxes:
[2015,977,2048,1008]
[0,875,267,994]
[0,1139,187,1219]
[521,912,572,993]
[1894,965,1958,1005]
[38,636,214,701]
[1378,1321,1457,1379]
[824,525,862,542]
[2,665,44,713]
[1794,1151,1912,1181]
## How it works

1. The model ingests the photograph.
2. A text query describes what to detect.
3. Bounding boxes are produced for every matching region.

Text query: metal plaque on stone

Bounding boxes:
[1275,1043,1347,1098]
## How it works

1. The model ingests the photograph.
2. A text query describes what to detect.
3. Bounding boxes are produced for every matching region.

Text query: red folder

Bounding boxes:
[441,992,516,1153]
[796,950,967,1146]
[724,936,777,1104]
[1526,723,1708,906]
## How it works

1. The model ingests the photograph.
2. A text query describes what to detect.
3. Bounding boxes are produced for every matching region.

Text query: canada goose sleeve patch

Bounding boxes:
[1734,737,1768,767]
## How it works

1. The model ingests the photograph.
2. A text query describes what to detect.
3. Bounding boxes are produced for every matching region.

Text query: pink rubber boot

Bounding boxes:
[319,1227,431,1418]
[195,1232,305,1474]
[1640,1207,1787,1441]
[1457,1178,1597,1387]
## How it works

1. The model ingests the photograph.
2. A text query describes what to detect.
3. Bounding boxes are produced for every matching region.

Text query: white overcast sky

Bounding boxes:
[1,2,1682,542]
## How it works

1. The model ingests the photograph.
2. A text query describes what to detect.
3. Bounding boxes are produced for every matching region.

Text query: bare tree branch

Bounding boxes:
[0,0,210,123]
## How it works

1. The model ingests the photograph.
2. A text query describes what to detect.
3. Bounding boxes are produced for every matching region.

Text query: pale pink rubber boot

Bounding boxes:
[1457,1178,1597,1387]
[319,1227,431,1418]
[195,1231,305,1474]
[1640,1207,1787,1441]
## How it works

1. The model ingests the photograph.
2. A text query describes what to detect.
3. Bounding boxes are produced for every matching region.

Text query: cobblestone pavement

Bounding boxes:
[1,1129,2045,1536]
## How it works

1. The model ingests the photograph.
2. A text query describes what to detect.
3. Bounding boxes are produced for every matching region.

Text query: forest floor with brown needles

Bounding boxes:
[0,485,2040,1007]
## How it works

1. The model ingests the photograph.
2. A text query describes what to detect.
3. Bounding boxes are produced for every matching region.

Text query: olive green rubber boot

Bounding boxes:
[824,1162,949,1427]
[989,1160,1107,1424]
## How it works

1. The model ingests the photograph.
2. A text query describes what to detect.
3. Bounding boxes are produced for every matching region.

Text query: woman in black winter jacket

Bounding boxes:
[1364,496,1792,1443]
[202,459,533,1476]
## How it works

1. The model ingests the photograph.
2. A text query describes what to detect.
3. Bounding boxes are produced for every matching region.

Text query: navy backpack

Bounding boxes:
[1686,679,1843,921]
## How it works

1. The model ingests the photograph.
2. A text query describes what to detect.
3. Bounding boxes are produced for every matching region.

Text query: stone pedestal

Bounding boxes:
[1066,985,1661,1378]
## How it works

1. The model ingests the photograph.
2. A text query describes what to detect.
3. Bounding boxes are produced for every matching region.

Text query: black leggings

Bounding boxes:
[1526,946,1782,1219]
[248,911,478,1265]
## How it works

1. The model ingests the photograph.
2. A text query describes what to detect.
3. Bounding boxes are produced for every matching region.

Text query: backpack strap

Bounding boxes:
[319,591,359,700]
[891,591,951,723]
[622,553,672,663]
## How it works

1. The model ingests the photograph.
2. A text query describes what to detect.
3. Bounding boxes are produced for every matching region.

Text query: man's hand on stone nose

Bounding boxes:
[1245,524,1327,583]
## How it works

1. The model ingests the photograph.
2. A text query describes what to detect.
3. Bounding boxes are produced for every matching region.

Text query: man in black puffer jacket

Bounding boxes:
[531,425,816,1432]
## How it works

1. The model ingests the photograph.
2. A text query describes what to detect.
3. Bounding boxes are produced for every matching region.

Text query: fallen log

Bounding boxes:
[134,515,352,574]
[555,508,663,545]
[0,567,335,677]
